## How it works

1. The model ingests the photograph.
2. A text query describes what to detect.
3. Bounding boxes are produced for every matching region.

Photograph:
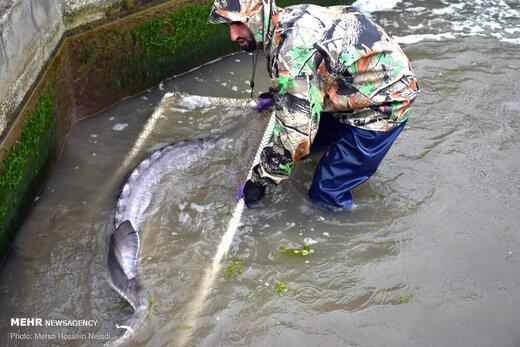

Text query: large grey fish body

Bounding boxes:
[108,136,220,338]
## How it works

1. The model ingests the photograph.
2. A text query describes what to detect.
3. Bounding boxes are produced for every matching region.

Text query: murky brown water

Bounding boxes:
[2,1,520,346]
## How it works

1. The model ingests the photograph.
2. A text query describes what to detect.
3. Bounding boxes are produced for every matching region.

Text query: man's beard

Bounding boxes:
[241,39,257,52]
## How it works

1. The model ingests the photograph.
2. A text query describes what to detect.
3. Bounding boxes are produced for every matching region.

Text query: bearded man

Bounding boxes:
[209,0,418,209]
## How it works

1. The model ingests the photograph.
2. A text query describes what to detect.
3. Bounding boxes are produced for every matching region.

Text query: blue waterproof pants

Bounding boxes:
[308,116,407,209]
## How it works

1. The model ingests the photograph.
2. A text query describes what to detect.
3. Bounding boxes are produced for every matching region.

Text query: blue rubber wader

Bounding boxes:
[308,118,407,209]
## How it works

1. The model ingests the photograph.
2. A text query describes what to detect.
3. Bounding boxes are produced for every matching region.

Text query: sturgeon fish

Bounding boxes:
[107,136,220,338]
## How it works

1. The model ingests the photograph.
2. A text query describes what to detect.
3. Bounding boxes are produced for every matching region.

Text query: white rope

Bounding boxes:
[177,110,276,346]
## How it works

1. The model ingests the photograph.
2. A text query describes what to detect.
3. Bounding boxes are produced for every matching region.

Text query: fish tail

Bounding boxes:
[109,304,148,345]
[116,304,148,331]
[108,221,146,343]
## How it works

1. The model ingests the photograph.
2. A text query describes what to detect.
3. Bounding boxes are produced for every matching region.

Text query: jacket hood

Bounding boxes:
[209,0,276,44]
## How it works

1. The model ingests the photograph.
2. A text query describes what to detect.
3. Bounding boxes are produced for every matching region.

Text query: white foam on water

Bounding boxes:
[408,23,425,31]
[394,33,457,45]
[404,6,427,14]
[190,203,206,213]
[488,22,502,30]
[393,0,520,45]
[352,0,403,13]
[178,212,190,224]
[170,107,189,113]
[179,95,214,109]
[304,237,317,245]
[504,28,520,35]
[501,37,520,45]
[452,22,475,33]
[431,2,464,16]
[112,123,129,131]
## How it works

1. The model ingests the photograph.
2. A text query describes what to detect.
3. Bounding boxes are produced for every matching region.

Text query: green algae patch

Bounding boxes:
[145,298,157,320]
[0,89,57,259]
[279,244,314,257]
[396,295,413,304]
[330,217,341,225]
[174,324,193,332]
[275,282,288,293]
[225,258,245,280]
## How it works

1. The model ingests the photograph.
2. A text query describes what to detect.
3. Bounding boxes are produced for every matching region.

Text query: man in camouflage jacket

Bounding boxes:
[209,0,418,209]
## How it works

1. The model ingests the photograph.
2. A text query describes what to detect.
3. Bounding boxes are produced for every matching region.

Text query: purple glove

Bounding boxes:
[235,182,246,200]
[255,92,275,113]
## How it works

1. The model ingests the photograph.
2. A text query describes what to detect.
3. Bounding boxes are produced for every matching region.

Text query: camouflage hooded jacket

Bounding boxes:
[209,0,418,186]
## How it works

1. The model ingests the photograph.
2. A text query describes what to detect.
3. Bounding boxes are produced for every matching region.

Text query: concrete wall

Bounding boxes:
[0,0,164,143]
[0,0,64,141]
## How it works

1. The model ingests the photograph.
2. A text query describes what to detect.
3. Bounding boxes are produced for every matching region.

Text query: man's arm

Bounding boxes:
[251,75,324,186]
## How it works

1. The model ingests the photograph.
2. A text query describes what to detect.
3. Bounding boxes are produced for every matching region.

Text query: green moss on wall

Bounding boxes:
[66,2,236,116]
[0,89,57,258]
[130,2,233,82]
[132,2,240,56]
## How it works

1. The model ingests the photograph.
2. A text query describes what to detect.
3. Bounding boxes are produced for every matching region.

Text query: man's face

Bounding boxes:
[228,22,257,52]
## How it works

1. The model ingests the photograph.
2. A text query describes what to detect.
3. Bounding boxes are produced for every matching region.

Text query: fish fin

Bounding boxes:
[107,267,142,310]
[112,221,139,279]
